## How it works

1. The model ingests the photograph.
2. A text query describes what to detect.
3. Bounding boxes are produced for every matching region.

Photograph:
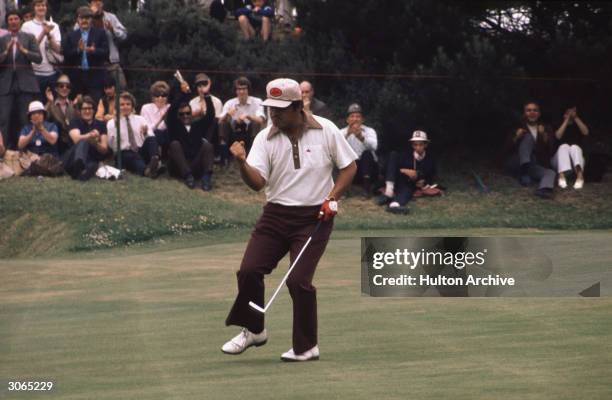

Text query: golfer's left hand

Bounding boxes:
[318,198,338,221]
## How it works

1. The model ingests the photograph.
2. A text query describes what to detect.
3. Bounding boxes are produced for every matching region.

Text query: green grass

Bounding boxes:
[1,166,611,257]
[1,232,611,399]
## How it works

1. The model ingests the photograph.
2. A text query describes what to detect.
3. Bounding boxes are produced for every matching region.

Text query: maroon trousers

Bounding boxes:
[225,202,333,354]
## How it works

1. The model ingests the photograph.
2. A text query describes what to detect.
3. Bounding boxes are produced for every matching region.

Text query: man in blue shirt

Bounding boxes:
[18,100,59,158]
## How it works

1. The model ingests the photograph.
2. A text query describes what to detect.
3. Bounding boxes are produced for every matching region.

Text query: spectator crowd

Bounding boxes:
[0,0,603,215]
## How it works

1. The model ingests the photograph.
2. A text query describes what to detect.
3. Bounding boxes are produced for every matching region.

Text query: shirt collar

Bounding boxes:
[267,111,323,140]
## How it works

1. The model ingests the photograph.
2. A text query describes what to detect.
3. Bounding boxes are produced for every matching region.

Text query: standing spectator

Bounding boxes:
[553,106,589,190]
[235,0,273,42]
[63,95,109,180]
[340,103,378,197]
[219,76,265,159]
[45,74,79,155]
[107,91,160,178]
[0,1,6,30]
[504,101,556,199]
[0,9,42,149]
[166,80,216,190]
[20,0,60,96]
[88,0,127,88]
[95,76,116,121]
[299,81,332,120]
[18,100,58,157]
[63,6,109,105]
[383,130,437,215]
[140,80,170,158]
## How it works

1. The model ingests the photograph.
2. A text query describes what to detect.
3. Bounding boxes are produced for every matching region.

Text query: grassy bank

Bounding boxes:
[1,165,611,257]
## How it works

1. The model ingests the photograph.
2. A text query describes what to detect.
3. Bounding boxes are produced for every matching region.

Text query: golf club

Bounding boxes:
[249,219,324,314]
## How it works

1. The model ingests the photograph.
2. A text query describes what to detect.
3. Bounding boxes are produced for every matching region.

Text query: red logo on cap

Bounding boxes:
[270,88,283,97]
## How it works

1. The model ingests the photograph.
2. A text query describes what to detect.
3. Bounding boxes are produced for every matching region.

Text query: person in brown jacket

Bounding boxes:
[45,74,79,155]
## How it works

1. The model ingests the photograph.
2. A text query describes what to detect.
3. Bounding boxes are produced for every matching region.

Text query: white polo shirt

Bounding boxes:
[220,96,265,126]
[189,95,223,119]
[247,114,357,206]
[340,124,378,159]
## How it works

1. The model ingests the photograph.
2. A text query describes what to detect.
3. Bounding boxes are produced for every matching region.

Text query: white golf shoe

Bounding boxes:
[280,345,320,362]
[558,175,568,189]
[221,328,267,355]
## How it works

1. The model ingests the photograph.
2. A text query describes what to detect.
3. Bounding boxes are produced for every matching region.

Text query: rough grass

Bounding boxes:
[1,164,611,257]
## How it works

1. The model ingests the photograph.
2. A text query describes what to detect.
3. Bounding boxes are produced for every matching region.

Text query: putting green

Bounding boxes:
[1,231,611,399]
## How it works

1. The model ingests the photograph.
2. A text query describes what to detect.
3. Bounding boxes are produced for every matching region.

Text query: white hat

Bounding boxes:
[410,130,429,142]
[27,101,46,115]
[262,78,302,108]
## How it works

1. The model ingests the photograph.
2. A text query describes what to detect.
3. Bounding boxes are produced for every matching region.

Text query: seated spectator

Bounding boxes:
[62,6,109,105]
[553,106,589,190]
[107,92,160,178]
[190,73,223,122]
[235,0,273,42]
[140,80,171,158]
[378,130,437,215]
[300,80,333,120]
[166,80,216,190]
[63,96,109,181]
[20,0,62,97]
[95,76,116,122]
[504,101,556,199]
[45,74,79,155]
[219,76,265,160]
[18,101,59,158]
[340,103,378,197]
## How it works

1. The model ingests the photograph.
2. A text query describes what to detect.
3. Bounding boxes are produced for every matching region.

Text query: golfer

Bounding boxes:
[222,78,357,361]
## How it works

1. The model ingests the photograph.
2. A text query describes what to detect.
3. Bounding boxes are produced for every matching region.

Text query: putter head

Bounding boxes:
[248,301,266,314]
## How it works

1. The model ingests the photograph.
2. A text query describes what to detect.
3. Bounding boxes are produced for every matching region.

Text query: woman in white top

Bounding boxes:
[140,81,171,158]
[20,0,61,97]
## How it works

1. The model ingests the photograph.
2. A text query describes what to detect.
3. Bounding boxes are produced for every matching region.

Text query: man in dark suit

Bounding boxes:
[167,79,216,191]
[62,6,108,105]
[0,9,42,149]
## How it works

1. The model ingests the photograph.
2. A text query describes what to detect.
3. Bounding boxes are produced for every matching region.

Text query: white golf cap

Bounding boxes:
[262,78,302,108]
[410,130,429,142]
[27,101,46,115]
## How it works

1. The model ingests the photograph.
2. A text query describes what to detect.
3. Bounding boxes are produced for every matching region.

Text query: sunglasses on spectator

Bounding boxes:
[56,83,71,89]
[197,81,209,86]
[81,106,94,111]
[178,112,191,116]
[154,93,168,98]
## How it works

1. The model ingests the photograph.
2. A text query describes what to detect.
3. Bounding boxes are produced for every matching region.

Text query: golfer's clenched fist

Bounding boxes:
[230,141,247,162]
